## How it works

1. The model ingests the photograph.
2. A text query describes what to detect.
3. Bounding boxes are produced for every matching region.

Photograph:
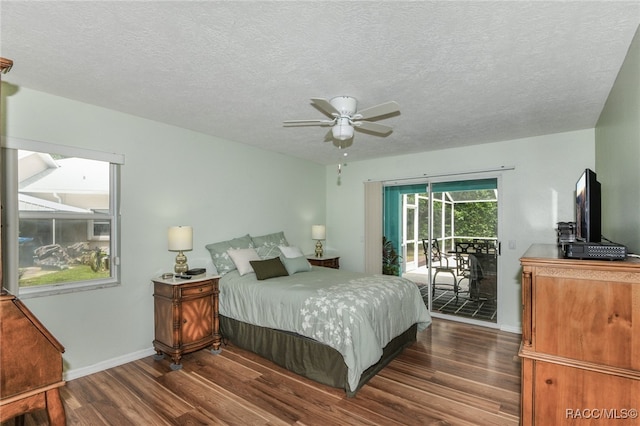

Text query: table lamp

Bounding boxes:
[168,226,193,274]
[312,225,326,258]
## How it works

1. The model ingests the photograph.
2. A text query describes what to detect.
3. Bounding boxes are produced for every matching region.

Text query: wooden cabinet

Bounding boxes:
[152,275,221,370]
[307,255,340,269]
[0,290,66,425]
[519,244,640,425]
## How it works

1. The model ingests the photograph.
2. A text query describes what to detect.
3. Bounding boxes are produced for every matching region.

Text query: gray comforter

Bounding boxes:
[219,266,431,391]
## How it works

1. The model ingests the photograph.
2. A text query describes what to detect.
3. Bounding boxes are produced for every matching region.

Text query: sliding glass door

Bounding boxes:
[385,178,499,324]
[430,179,499,323]
[383,183,426,277]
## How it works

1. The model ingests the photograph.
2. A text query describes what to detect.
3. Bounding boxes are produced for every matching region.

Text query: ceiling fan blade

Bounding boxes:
[283,119,334,127]
[354,101,400,120]
[353,120,393,135]
[310,98,340,118]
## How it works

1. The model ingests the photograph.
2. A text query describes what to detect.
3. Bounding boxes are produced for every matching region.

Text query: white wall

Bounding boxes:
[2,85,326,377]
[596,25,640,254]
[325,129,595,332]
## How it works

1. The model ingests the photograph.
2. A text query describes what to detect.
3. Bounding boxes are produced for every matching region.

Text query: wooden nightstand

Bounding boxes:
[307,255,340,269]
[152,275,221,370]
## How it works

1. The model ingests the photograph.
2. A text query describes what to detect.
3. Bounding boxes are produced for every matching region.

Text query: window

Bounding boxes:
[88,219,111,241]
[2,138,123,297]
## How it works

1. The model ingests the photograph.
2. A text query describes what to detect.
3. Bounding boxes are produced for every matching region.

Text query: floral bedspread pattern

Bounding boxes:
[301,275,419,346]
[219,267,432,392]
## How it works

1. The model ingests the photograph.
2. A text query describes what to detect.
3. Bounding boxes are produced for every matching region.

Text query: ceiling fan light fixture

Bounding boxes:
[332,118,354,140]
[284,96,399,145]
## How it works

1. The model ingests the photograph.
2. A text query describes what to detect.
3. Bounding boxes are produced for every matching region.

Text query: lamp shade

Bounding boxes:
[311,225,326,240]
[332,118,354,141]
[168,226,193,251]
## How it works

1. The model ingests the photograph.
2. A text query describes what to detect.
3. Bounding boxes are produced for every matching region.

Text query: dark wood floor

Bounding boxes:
[2,318,521,425]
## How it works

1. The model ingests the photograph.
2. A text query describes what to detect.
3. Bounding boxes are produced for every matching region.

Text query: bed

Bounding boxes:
[206,232,432,396]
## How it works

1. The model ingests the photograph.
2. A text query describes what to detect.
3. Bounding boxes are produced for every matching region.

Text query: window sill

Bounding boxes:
[17,280,120,299]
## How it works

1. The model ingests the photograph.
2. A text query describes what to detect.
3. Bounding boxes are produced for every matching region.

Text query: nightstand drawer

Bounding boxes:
[307,256,340,269]
[181,282,213,297]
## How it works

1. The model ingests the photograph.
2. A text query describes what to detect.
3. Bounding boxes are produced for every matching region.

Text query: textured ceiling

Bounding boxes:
[1,1,639,165]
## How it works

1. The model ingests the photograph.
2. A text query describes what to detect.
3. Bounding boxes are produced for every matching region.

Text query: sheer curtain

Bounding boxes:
[364,181,382,274]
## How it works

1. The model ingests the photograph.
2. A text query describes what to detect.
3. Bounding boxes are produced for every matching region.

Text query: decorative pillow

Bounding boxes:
[227,234,253,249]
[280,255,311,275]
[227,248,261,276]
[250,257,289,280]
[279,245,304,258]
[205,234,254,275]
[251,231,289,259]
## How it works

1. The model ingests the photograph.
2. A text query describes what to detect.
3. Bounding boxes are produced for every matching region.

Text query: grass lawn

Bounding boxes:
[19,265,110,287]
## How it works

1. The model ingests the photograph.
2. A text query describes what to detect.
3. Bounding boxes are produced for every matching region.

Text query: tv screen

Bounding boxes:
[575,168,601,243]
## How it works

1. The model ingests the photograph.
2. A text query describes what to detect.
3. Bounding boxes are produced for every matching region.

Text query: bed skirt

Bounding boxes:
[219,315,417,397]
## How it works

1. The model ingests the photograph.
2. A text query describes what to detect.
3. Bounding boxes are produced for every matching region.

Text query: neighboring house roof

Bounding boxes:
[17,151,59,183]
[18,193,92,213]
[18,150,109,212]
[19,156,109,195]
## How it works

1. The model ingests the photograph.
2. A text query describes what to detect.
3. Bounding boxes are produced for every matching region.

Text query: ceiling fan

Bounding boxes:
[283,96,400,141]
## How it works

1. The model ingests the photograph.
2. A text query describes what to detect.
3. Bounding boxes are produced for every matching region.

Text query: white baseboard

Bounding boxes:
[63,347,157,382]
[500,323,522,334]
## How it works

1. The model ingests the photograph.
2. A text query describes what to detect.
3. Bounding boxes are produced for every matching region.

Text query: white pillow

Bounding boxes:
[279,245,304,258]
[227,247,261,276]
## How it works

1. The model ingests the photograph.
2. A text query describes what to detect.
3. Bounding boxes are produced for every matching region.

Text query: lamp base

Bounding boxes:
[315,240,324,258]
[174,251,189,274]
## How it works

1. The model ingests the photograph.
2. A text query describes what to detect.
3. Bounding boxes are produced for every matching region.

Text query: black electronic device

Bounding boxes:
[185,268,206,276]
[575,168,601,243]
[563,242,627,260]
[556,221,576,245]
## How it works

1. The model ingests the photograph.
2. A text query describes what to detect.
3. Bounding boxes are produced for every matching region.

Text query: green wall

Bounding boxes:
[326,129,595,333]
[596,25,640,254]
[1,84,326,378]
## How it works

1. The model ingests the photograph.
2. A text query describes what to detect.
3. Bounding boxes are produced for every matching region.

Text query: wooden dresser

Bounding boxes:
[0,290,66,425]
[519,244,640,425]
[152,275,221,370]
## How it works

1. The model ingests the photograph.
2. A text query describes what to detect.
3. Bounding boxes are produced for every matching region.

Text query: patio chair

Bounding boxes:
[422,239,459,298]
[455,241,496,302]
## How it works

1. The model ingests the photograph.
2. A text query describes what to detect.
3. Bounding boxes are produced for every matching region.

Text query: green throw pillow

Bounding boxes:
[280,255,311,275]
[205,234,254,275]
[251,231,289,258]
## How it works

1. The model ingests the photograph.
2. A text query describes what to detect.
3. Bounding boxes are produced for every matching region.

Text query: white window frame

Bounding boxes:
[88,219,111,241]
[1,137,124,298]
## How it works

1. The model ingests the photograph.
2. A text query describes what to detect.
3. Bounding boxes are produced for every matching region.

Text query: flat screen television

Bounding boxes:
[575,168,601,243]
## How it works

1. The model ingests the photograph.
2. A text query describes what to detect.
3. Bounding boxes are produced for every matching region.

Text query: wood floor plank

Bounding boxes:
[107,362,194,420]
[364,373,518,426]
[80,370,173,425]
[0,318,522,426]
[158,370,289,425]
